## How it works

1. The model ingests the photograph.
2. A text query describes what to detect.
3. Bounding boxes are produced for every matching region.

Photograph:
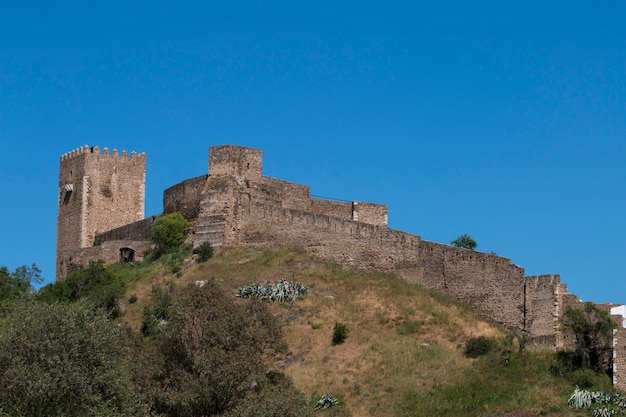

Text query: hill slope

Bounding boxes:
[121,246,599,417]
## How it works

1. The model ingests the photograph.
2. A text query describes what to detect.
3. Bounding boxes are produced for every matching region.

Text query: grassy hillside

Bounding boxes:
[120,246,605,417]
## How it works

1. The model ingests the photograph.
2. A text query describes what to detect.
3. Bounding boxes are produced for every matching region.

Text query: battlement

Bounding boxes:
[60,144,146,161]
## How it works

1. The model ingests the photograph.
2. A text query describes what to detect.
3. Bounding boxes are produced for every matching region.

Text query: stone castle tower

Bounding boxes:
[56,145,146,278]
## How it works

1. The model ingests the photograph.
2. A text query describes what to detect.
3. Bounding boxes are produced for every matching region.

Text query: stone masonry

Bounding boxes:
[56,144,626,390]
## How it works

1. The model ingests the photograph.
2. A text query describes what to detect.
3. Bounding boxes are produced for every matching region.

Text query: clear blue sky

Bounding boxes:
[1,1,624,303]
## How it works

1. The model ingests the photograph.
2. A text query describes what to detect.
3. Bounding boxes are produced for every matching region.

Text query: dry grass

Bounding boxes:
[120,246,592,417]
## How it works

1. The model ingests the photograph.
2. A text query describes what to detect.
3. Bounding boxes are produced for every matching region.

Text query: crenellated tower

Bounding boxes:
[56,145,146,279]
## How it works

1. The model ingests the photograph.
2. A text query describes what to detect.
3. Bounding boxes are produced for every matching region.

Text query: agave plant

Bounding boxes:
[314,393,338,410]
[236,279,308,302]
[568,388,626,416]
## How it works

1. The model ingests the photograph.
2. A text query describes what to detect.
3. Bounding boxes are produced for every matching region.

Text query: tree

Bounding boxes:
[151,212,189,256]
[451,234,477,250]
[0,264,41,304]
[150,282,294,417]
[0,300,145,416]
[560,302,616,374]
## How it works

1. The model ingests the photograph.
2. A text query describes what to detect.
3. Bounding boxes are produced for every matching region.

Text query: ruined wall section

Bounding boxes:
[525,275,560,346]
[193,176,241,250]
[236,200,525,333]
[352,202,388,226]
[57,240,152,279]
[310,199,352,220]
[208,144,262,181]
[555,283,582,349]
[57,145,146,280]
[416,240,525,333]
[247,177,312,212]
[163,175,207,220]
[95,217,158,244]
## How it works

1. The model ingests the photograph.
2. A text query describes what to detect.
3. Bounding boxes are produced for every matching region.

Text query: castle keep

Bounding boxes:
[56,144,626,389]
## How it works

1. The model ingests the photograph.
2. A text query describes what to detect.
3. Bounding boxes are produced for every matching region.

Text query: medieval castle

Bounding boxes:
[56,144,626,389]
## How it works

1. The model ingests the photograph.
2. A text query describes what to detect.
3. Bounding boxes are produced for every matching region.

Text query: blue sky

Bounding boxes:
[1,1,625,303]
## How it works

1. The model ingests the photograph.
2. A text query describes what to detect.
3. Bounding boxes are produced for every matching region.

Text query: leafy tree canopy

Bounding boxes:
[151,212,189,253]
[451,234,478,250]
[561,302,616,374]
[0,263,41,304]
[149,281,302,417]
[0,300,145,416]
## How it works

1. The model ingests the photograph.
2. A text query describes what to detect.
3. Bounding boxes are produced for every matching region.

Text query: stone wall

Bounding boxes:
[163,175,207,220]
[524,275,560,346]
[310,199,353,220]
[236,201,526,334]
[208,144,262,180]
[95,217,158,244]
[57,240,152,278]
[352,201,388,226]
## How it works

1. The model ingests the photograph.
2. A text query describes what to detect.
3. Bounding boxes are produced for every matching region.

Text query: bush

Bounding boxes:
[149,282,287,416]
[36,260,126,317]
[0,300,145,416]
[332,321,349,345]
[464,336,497,358]
[151,212,189,257]
[192,241,214,262]
[569,368,598,389]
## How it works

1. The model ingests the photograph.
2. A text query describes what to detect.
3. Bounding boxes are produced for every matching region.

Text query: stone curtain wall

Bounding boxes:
[95,217,158,244]
[352,202,388,226]
[57,240,152,278]
[163,175,207,220]
[524,275,560,346]
[237,201,527,334]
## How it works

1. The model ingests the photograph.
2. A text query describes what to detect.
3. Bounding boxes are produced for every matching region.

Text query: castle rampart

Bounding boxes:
[57,143,626,390]
[163,175,207,221]
[236,201,525,332]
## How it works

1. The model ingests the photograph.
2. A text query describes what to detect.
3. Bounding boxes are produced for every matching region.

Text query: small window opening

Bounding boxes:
[120,248,135,263]
[63,190,72,204]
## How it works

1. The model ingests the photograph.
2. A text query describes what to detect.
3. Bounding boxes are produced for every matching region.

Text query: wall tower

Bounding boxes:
[56,145,146,279]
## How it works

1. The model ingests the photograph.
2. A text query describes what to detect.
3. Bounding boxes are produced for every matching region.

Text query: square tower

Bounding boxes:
[56,145,146,279]
[208,145,262,180]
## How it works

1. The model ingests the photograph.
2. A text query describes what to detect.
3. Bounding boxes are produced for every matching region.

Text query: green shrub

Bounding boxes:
[569,368,598,389]
[332,321,349,345]
[36,260,126,317]
[192,241,214,262]
[128,294,138,304]
[0,300,146,416]
[464,336,497,358]
[150,212,189,258]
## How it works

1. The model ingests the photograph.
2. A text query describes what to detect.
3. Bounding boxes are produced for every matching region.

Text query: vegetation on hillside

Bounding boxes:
[0,245,620,416]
